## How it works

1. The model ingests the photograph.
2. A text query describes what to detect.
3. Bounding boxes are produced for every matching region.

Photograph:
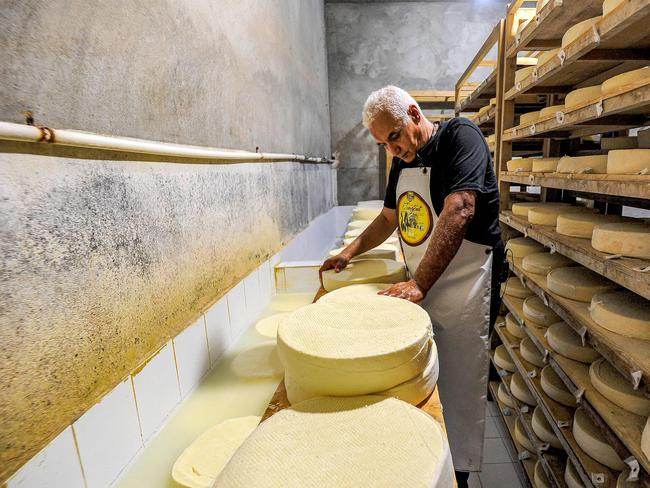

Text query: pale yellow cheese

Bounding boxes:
[607,149,650,175]
[592,221,650,258]
[573,408,625,470]
[541,365,577,407]
[534,461,551,488]
[328,244,398,261]
[515,66,536,85]
[528,205,597,226]
[537,48,560,66]
[590,290,650,340]
[590,358,650,416]
[642,416,650,462]
[564,461,582,488]
[546,321,600,363]
[515,415,539,453]
[478,104,492,117]
[521,252,574,275]
[255,313,289,339]
[498,381,517,408]
[506,237,545,258]
[511,371,538,406]
[521,337,545,368]
[540,104,564,119]
[506,158,533,172]
[502,276,534,299]
[565,85,601,110]
[489,97,497,106]
[562,17,602,48]
[347,219,373,230]
[601,66,650,96]
[494,344,516,372]
[231,342,283,379]
[321,259,406,291]
[523,296,560,326]
[520,110,540,125]
[532,407,562,449]
[547,266,616,302]
[506,313,526,339]
[557,154,608,174]
[317,283,390,303]
[556,213,628,238]
[603,0,625,15]
[343,236,398,246]
[511,202,568,217]
[351,207,381,221]
[601,136,638,150]
[532,157,561,172]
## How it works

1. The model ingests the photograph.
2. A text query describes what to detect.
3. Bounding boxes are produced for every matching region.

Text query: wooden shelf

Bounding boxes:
[458,70,498,113]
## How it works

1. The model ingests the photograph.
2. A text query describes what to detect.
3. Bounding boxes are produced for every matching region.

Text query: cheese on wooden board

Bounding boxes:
[255,313,289,339]
[589,358,650,416]
[532,407,562,449]
[498,381,517,408]
[601,66,650,96]
[592,222,650,259]
[502,276,534,299]
[521,337,545,368]
[557,154,608,174]
[547,266,616,302]
[541,365,577,407]
[213,396,455,488]
[601,136,638,150]
[520,111,540,125]
[565,85,601,110]
[607,149,650,175]
[351,207,381,221]
[534,461,552,488]
[528,205,597,225]
[173,416,261,488]
[537,48,560,66]
[507,158,533,172]
[505,237,545,258]
[590,290,650,340]
[231,342,283,379]
[328,244,398,261]
[521,252,574,275]
[506,313,526,339]
[515,66,536,85]
[317,283,390,303]
[511,201,568,217]
[515,416,538,453]
[321,259,406,291]
[494,344,516,372]
[343,236,398,246]
[603,0,625,15]
[540,104,564,119]
[564,461,583,488]
[573,408,625,470]
[561,17,602,48]
[546,321,600,363]
[511,371,538,406]
[277,295,432,396]
[642,416,650,462]
[556,213,628,238]
[523,296,560,326]
[532,157,561,172]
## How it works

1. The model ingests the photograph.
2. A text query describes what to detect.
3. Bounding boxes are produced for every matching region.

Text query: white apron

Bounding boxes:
[396,165,492,472]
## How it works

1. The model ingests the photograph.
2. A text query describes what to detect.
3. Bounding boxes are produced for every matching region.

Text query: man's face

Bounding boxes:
[368,105,423,163]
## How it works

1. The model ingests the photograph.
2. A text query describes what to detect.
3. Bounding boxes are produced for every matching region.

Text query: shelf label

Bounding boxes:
[521,405,530,413]
[539,442,550,452]
[558,49,566,66]
[596,99,604,117]
[523,227,529,238]
[548,243,557,254]
[503,407,512,416]
[527,370,537,379]
[556,111,565,124]
[591,25,600,44]
[530,124,536,135]
[498,369,509,377]
[591,473,606,485]
[532,68,538,81]
[542,349,549,362]
[578,326,588,346]
[557,420,571,428]
[575,387,585,403]
[541,292,549,307]
[631,370,642,390]
[518,451,531,461]
[624,457,640,481]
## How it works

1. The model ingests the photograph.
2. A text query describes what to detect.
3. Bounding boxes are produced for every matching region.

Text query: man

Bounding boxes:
[321,86,505,487]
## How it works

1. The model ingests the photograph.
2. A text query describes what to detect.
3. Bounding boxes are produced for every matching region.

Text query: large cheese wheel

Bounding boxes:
[601,136,638,150]
[534,461,551,488]
[511,371,538,406]
[573,408,625,470]
[607,149,650,175]
[565,461,583,488]
[642,416,650,462]
[494,344,516,372]
[317,283,390,303]
[547,266,616,302]
[506,313,526,339]
[343,236,398,246]
[532,408,561,448]
[557,155,608,174]
[520,111,540,126]
[532,157,561,173]
[523,296,560,326]
[592,222,650,259]
[328,245,398,261]
[506,237,545,258]
[522,252,574,275]
[556,213,628,239]
[347,219,373,230]
[321,259,406,291]
[503,276,534,299]
[541,365,577,407]
[521,337,545,368]
[601,66,650,96]
[538,48,560,66]
[565,85,601,110]
[562,17,602,48]
[589,358,650,416]
[546,321,600,363]
[213,396,455,488]
[515,66,536,85]
[528,205,597,226]
[255,313,290,339]
[498,381,517,408]
[540,104,564,119]
[511,202,568,217]
[590,291,650,340]
[507,158,533,172]
[603,0,625,15]
[515,416,538,453]
[277,295,432,395]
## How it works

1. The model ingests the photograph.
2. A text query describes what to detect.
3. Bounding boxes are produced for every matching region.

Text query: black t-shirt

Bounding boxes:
[384,117,501,247]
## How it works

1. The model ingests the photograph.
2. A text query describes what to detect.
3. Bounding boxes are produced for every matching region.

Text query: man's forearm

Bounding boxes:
[342,211,397,258]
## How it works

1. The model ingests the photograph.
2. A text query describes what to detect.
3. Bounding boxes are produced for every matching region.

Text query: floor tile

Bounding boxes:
[468,471,482,488]
[482,437,512,464]
[486,400,499,417]
[479,463,523,488]
[484,416,501,439]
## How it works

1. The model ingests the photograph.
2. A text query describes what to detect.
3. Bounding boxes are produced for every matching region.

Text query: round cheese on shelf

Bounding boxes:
[317,283,390,303]
[277,295,432,396]
[506,237,545,258]
[546,321,600,363]
[255,313,289,339]
[565,85,601,110]
[494,344,516,373]
[343,236,398,246]
[601,66,650,96]
[642,416,650,462]
[556,213,628,239]
[607,149,650,175]
[532,157,561,172]
[590,290,650,340]
[589,358,650,416]
[547,266,616,302]
[511,201,568,217]
[572,408,625,470]
[515,416,538,453]
[540,104,564,119]
[562,17,602,48]
[515,66,536,85]
[511,371,538,406]
[520,111,540,126]
[506,313,526,339]
[321,259,406,291]
[557,155,608,174]
[534,461,551,488]
[541,365,577,407]
[347,219,373,230]
[351,207,381,221]
[523,296,560,326]
[603,0,625,15]
[564,461,583,488]
[532,407,562,449]
[528,205,597,226]
[521,337,545,368]
[478,104,492,117]
[328,244,398,261]
[502,276,534,299]
[521,252,574,275]
[592,222,650,259]
[601,136,638,150]
[498,381,517,408]
[507,158,533,172]
[213,396,455,488]
[537,48,560,66]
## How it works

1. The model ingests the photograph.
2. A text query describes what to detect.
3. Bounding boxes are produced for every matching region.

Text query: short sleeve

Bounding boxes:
[383,157,400,209]
[443,122,490,196]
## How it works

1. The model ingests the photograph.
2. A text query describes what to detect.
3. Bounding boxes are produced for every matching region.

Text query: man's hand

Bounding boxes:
[378,279,426,303]
[319,253,350,284]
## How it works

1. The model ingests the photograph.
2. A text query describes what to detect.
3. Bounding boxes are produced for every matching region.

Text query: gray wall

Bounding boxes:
[326,0,506,204]
[0,0,332,480]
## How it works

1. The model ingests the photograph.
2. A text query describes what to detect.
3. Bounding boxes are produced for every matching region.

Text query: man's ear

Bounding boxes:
[408,105,421,123]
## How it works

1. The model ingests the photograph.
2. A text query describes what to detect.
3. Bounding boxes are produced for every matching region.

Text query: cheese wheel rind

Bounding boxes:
[507,158,533,172]
[521,252,573,275]
[601,66,650,96]
[532,407,561,449]
[511,202,569,217]
[528,205,597,226]
[564,461,583,488]
[562,17,602,48]
[537,48,559,66]
[511,371,538,406]
[502,276,533,299]
[592,222,650,259]
[557,155,608,174]
[590,290,650,340]
[505,313,526,339]
[523,296,560,326]
[540,105,564,119]
[520,337,545,368]
[321,259,406,291]
[494,344,516,373]
[607,149,650,175]
[573,408,625,470]
[506,237,545,258]
[532,157,561,173]
[520,111,540,126]
[546,322,600,363]
[541,365,577,407]
[589,358,650,416]
[547,266,616,302]
[515,416,538,453]
[498,381,517,408]
[534,460,551,488]
[565,85,601,110]
[556,213,627,238]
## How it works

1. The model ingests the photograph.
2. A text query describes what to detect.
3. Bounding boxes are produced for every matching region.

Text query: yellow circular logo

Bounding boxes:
[397,191,433,246]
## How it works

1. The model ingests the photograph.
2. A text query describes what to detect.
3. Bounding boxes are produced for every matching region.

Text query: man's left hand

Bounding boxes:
[378,279,426,303]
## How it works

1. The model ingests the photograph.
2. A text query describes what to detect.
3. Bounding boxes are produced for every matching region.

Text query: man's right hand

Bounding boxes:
[319,253,350,284]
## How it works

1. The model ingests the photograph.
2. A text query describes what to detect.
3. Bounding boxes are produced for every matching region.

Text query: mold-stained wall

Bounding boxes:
[0,0,332,481]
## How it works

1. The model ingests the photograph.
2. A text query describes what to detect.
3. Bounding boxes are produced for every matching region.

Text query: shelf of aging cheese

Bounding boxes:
[502,292,650,478]
[492,325,613,488]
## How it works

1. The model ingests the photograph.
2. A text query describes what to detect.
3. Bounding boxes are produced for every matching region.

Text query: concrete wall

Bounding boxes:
[326,0,506,204]
[0,0,332,481]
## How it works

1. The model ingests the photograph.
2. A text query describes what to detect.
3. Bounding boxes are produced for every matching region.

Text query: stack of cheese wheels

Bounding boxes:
[573,408,625,470]
[590,290,650,340]
[505,313,526,339]
[317,283,389,303]
[643,416,650,461]
[532,157,561,173]
[589,359,650,416]
[321,259,406,291]
[565,85,601,110]
[564,462,583,488]
[532,408,562,449]
[561,17,602,48]
[601,66,650,97]
[523,296,560,327]
[511,371,538,406]
[546,322,600,363]
[537,48,560,66]
[541,365,577,407]
[213,396,455,488]
[502,276,534,299]
[328,245,398,261]
[278,295,435,403]
[534,461,551,488]
[347,219,373,230]
[547,266,616,302]
[351,206,381,221]
[607,149,650,174]
[511,201,569,217]
[506,158,533,172]
[521,337,545,368]
[522,252,574,275]
[540,105,564,119]
[592,221,650,259]
[519,111,540,126]
[494,344,516,372]
[506,237,545,258]
[602,136,638,150]
[515,416,538,454]
[557,155,608,174]
[498,381,517,408]
[556,213,628,238]
[529,205,598,226]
